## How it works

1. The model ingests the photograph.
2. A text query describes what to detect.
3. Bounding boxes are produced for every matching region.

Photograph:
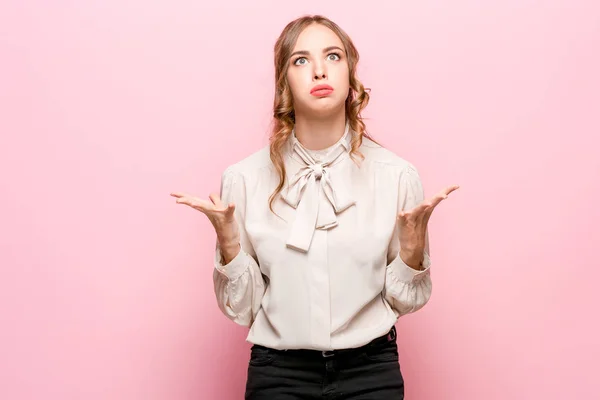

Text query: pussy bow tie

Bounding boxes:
[281,131,356,253]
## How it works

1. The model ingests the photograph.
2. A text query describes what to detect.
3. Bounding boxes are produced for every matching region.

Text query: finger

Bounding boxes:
[398,205,428,223]
[209,192,224,208]
[176,197,213,212]
[427,185,459,209]
[398,204,422,220]
[417,196,445,222]
[423,185,459,218]
[442,185,460,197]
[402,200,430,217]
[170,192,189,199]
[175,196,195,207]
[400,184,459,220]
[428,193,447,209]
[223,202,236,218]
[399,200,438,226]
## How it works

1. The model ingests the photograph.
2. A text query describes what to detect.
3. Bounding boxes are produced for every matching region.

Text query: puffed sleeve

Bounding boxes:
[212,167,265,327]
[384,163,433,317]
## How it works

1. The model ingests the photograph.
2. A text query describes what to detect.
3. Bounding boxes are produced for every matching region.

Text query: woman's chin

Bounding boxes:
[307,101,345,117]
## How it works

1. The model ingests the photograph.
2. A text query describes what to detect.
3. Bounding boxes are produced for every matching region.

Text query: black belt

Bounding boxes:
[263,325,397,358]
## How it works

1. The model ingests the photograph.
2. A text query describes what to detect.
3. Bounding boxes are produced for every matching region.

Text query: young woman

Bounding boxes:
[172,14,458,400]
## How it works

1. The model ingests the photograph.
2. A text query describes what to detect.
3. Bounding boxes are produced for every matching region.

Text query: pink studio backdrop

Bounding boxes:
[1,1,599,399]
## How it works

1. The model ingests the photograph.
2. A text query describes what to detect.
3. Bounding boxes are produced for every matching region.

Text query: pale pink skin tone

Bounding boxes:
[170,23,459,268]
[285,23,350,151]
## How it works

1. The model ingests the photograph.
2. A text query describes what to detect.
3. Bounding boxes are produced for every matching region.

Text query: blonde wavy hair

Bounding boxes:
[268,15,378,213]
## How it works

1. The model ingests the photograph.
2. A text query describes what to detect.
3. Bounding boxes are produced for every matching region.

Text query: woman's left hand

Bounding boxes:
[397,185,460,270]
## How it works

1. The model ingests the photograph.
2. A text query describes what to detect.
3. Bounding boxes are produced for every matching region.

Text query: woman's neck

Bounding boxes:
[293,111,347,151]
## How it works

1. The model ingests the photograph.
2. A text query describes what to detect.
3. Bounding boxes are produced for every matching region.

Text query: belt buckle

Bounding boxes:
[322,350,335,358]
[388,326,397,341]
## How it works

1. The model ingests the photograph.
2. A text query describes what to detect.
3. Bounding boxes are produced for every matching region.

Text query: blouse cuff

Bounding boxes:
[388,251,432,284]
[214,246,250,282]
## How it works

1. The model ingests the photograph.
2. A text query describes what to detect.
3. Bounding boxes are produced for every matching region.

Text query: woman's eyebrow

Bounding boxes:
[323,46,345,54]
[290,46,346,58]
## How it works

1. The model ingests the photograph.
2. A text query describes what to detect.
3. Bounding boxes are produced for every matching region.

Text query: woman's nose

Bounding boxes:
[313,62,327,80]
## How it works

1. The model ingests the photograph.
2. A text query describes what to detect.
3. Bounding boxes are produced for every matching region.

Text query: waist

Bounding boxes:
[252,325,397,359]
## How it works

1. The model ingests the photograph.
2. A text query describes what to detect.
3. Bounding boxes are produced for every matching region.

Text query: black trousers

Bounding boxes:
[245,326,404,399]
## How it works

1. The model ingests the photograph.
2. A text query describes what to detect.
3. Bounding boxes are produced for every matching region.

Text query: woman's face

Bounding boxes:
[286,23,350,119]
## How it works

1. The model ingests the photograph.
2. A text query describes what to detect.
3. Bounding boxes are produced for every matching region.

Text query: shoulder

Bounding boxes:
[221,144,273,181]
[359,135,420,175]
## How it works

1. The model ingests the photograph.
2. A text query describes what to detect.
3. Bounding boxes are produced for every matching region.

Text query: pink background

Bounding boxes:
[1,1,599,399]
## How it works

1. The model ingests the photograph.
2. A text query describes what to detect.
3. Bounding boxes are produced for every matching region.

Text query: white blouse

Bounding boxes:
[212,123,432,351]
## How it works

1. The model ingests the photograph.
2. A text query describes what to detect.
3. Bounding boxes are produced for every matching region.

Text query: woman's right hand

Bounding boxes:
[170,191,241,264]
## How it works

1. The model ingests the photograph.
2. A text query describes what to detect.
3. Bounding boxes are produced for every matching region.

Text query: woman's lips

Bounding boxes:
[310,84,334,97]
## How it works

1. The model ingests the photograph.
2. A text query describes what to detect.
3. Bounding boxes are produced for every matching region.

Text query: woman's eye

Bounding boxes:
[294,57,307,66]
[293,53,340,65]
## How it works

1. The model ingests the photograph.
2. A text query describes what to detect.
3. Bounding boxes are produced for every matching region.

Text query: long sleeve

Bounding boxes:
[212,167,265,327]
[384,163,433,317]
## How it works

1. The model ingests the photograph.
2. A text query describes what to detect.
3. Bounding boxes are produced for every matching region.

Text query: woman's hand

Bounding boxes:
[170,191,241,264]
[397,185,460,270]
